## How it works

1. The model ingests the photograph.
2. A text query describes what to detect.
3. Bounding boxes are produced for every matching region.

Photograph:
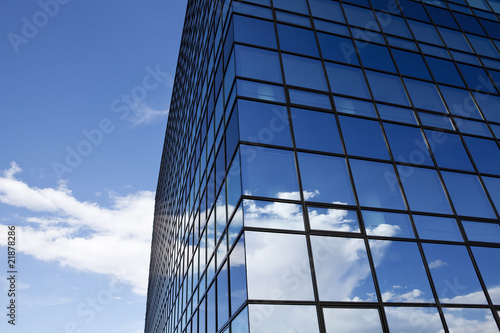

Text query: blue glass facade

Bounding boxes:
[145,0,500,332]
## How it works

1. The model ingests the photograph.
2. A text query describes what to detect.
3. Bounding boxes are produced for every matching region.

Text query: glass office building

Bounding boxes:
[145,0,500,332]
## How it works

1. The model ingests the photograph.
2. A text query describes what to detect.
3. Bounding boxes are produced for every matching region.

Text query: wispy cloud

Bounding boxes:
[127,104,169,127]
[0,162,154,295]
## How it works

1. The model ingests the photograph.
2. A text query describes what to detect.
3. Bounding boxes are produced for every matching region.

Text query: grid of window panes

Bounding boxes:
[145,0,500,332]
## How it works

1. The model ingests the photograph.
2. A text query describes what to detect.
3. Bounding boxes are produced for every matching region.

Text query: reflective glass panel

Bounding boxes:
[218,265,229,329]
[242,199,305,230]
[344,3,380,30]
[230,237,247,315]
[323,308,383,333]
[384,123,433,166]
[245,231,315,300]
[231,307,249,333]
[443,308,498,332]
[370,240,434,303]
[362,210,414,238]
[318,32,359,65]
[278,24,319,57]
[298,152,355,205]
[326,63,371,98]
[357,42,396,72]
[289,89,332,109]
[334,97,377,117]
[236,80,286,103]
[308,0,345,22]
[474,92,500,123]
[397,165,453,214]
[482,176,500,211]
[423,243,487,304]
[424,130,474,171]
[366,70,410,106]
[350,159,406,210]
[456,118,491,137]
[404,78,447,113]
[392,49,431,80]
[377,13,411,38]
[273,0,309,14]
[463,221,500,243]
[237,100,292,147]
[442,171,496,218]
[439,85,482,119]
[308,207,360,232]
[385,307,444,332]
[291,108,343,153]
[463,136,500,175]
[377,104,417,124]
[311,236,377,301]
[425,56,465,86]
[249,304,319,333]
[471,246,500,304]
[240,145,300,199]
[413,215,463,242]
[235,46,282,83]
[282,54,328,91]
[233,15,276,48]
[339,116,390,159]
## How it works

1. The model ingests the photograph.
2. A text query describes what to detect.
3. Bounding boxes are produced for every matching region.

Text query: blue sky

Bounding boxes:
[0,1,187,332]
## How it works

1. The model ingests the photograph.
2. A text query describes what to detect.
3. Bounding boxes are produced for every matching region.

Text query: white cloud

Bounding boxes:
[0,162,154,295]
[128,105,169,127]
[429,259,448,269]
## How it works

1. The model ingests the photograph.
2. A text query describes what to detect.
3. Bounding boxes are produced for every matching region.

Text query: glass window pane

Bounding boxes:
[414,215,463,242]
[423,243,487,304]
[230,237,247,315]
[242,199,305,230]
[235,45,282,83]
[426,56,465,86]
[377,104,417,125]
[282,54,327,90]
[308,207,360,232]
[308,0,345,22]
[474,92,500,123]
[442,171,496,218]
[408,20,443,45]
[291,108,343,153]
[240,145,299,199]
[419,112,455,130]
[370,240,434,303]
[344,3,379,30]
[463,221,500,243]
[236,79,286,103]
[233,15,276,48]
[458,63,495,93]
[357,42,396,72]
[362,210,415,238]
[377,13,411,38]
[424,130,474,171]
[443,308,498,332]
[298,152,355,205]
[273,0,309,14]
[340,116,390,159]
[397,166,453,214]
[231,307,249,333]
[323,308,383,333]
[392,49,431,80]
[404,78,447,113]
[384,123,433,166]
[245,231,315,300]
[366,70,410,106]
[471,246,500,304]
[311,236,377,301]
[249,305,319,333]
[326,63,371,98]
[278,24,319,57]
[350,159,406,210]
[218,265,229,329]
[439,85,482,119]
[289,89,332,109]
[482,176,500,212]
[318,32,359,65]
[334,97,377,117]
[385,307,444,333]
[456,118,491,137]
[237,100,293,147]
[438,27,473,52]
[464,136,500,175]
